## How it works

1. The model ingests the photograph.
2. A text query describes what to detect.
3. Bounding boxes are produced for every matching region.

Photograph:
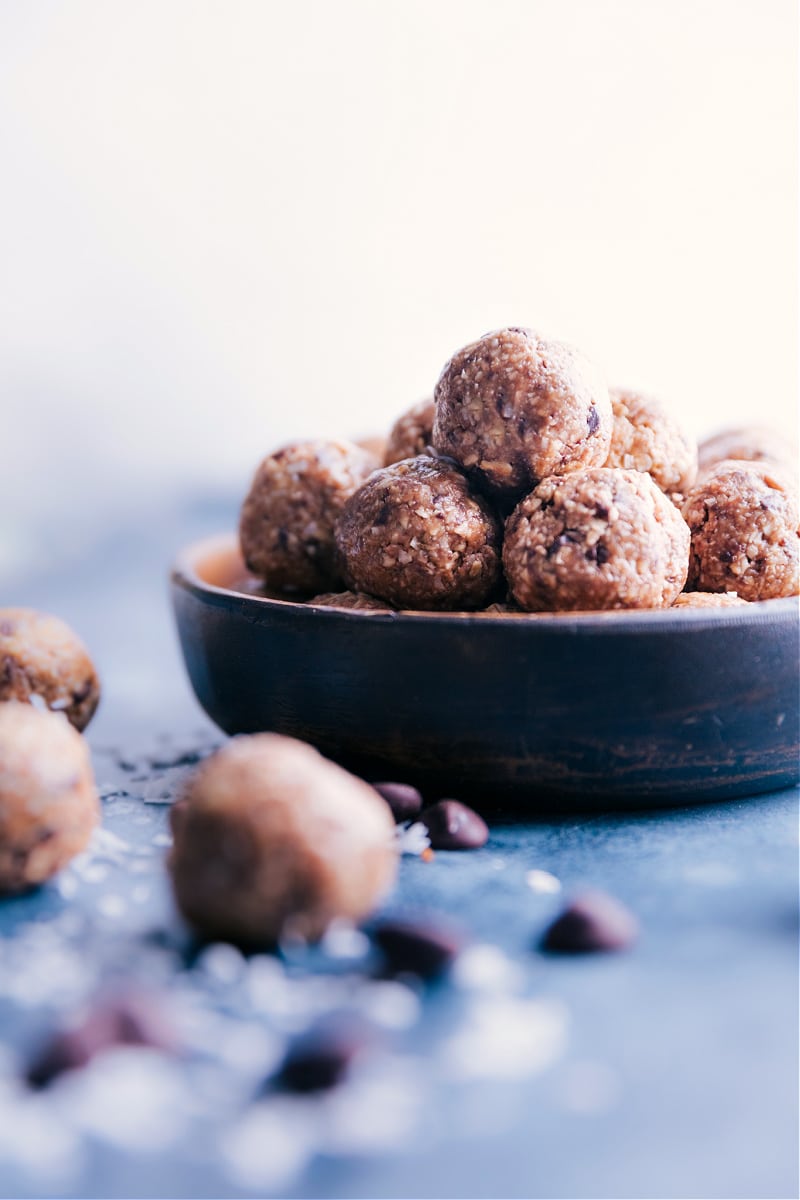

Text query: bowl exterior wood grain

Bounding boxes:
[171,537,799,812]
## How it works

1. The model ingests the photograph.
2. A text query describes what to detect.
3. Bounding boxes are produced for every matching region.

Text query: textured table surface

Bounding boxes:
[1,494,797,1200]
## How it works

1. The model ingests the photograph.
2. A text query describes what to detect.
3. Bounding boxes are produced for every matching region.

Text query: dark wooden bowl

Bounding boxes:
[171,535,799,813]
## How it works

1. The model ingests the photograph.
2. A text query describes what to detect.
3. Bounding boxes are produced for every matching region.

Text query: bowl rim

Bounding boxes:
[171,533,800,634]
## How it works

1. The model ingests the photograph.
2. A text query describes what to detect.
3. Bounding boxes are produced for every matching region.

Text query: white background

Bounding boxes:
[1,0,796,579]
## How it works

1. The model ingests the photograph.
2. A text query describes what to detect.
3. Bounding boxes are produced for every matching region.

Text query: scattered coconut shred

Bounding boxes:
[0,737,571,1194]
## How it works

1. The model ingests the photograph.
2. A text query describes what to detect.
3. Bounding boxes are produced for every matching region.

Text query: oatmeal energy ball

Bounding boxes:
[384,399,435,466]
[433,327,612,499]
[698,425,797,477]
[0,702,99,894]
[605,388,697,496]
[309,591,392,611]
[0,609,100,731]
[239,439,379,594]
[671,591,748,609]
[504,467,690,611]
[682,460,799,601]
[169,734,397,946]
[335,457,502,610]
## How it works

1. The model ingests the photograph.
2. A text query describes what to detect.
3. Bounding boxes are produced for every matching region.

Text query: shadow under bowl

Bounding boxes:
[171,535,799,813]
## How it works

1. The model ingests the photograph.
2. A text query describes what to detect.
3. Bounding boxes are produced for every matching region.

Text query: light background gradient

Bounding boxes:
[1,0,796,580]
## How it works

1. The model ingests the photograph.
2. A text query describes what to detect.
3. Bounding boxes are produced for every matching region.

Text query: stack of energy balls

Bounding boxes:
[239,327,799,613]
[0,611,101,893]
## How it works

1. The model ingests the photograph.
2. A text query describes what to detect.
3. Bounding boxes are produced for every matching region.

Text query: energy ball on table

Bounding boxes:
[309,591,392,611]
[384,399,435,466]
[169,734,397,947]
[504,467,689,612]
[0,609,100,731]
[698,425,797,477]
[335,457,502,610]
[605,388,697,496]
[239,439,379,595]
[433,327,611,500]
[672,591,748,609]
[682,461,799,601]
[0,703,99,894]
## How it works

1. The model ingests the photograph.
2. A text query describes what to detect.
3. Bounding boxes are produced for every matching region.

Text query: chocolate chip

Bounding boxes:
[373,499,391,526]
[27,994,174,1088]
[420,800,489,850]
[275,1031,363,1093]
[587,405,600,434]
[719,549,734,563]
[595,542,609,565]
[540,890,638,954]
[372,916,464,980]
[373,782,423,823]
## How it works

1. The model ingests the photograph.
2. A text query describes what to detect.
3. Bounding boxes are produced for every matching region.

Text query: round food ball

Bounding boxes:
[671,591,748,609]
[335,457,502,610]
[0,703,99,894]
[309,591,392,611]
[503,467,690,611]
[384,399,435,466]
[605,388,697,495]
[432,327,611,499]
[698,425,797,476]
[168,734,398,947]
[239,440,379,594]
[0,609,100,732]
[682,461,799,601]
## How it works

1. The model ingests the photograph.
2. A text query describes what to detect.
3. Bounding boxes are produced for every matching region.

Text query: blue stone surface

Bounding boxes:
[1,495,797,1199]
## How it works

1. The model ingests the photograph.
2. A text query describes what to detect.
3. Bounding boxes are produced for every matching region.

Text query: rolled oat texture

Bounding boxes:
[605,387,697,496]
[0,608,100,731]
[169,734,397,946]
[433,327,611,499]
[503,467,690,611]
[239,439,379,594]
[671,591,748,609]
[0,702,99,893]
[682,460,799,601]
[384,399,435,466]
[335,456,502,610]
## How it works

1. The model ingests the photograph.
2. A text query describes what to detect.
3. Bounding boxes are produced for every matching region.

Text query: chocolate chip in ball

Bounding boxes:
[274,1029,365,1093]
[372,916,464,981]
[420,799,489,850]
[27,993,174,1089]
[539,890,638,954]
[373,782,423,823]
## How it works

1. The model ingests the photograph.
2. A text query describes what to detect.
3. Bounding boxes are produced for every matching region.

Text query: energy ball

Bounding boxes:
[671,591,748,609]
[168,734,397,947]
[698,425,797,477]
[504,467,690,612]
[433,327,611,499]
[0,609,100,732]
[309,591,392,611]
[682,460,799,601]
[335,457,502,610]
[0,703,99,894]
[239,439,379,595]
[384,399,435,466]
[605,388,697,496]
